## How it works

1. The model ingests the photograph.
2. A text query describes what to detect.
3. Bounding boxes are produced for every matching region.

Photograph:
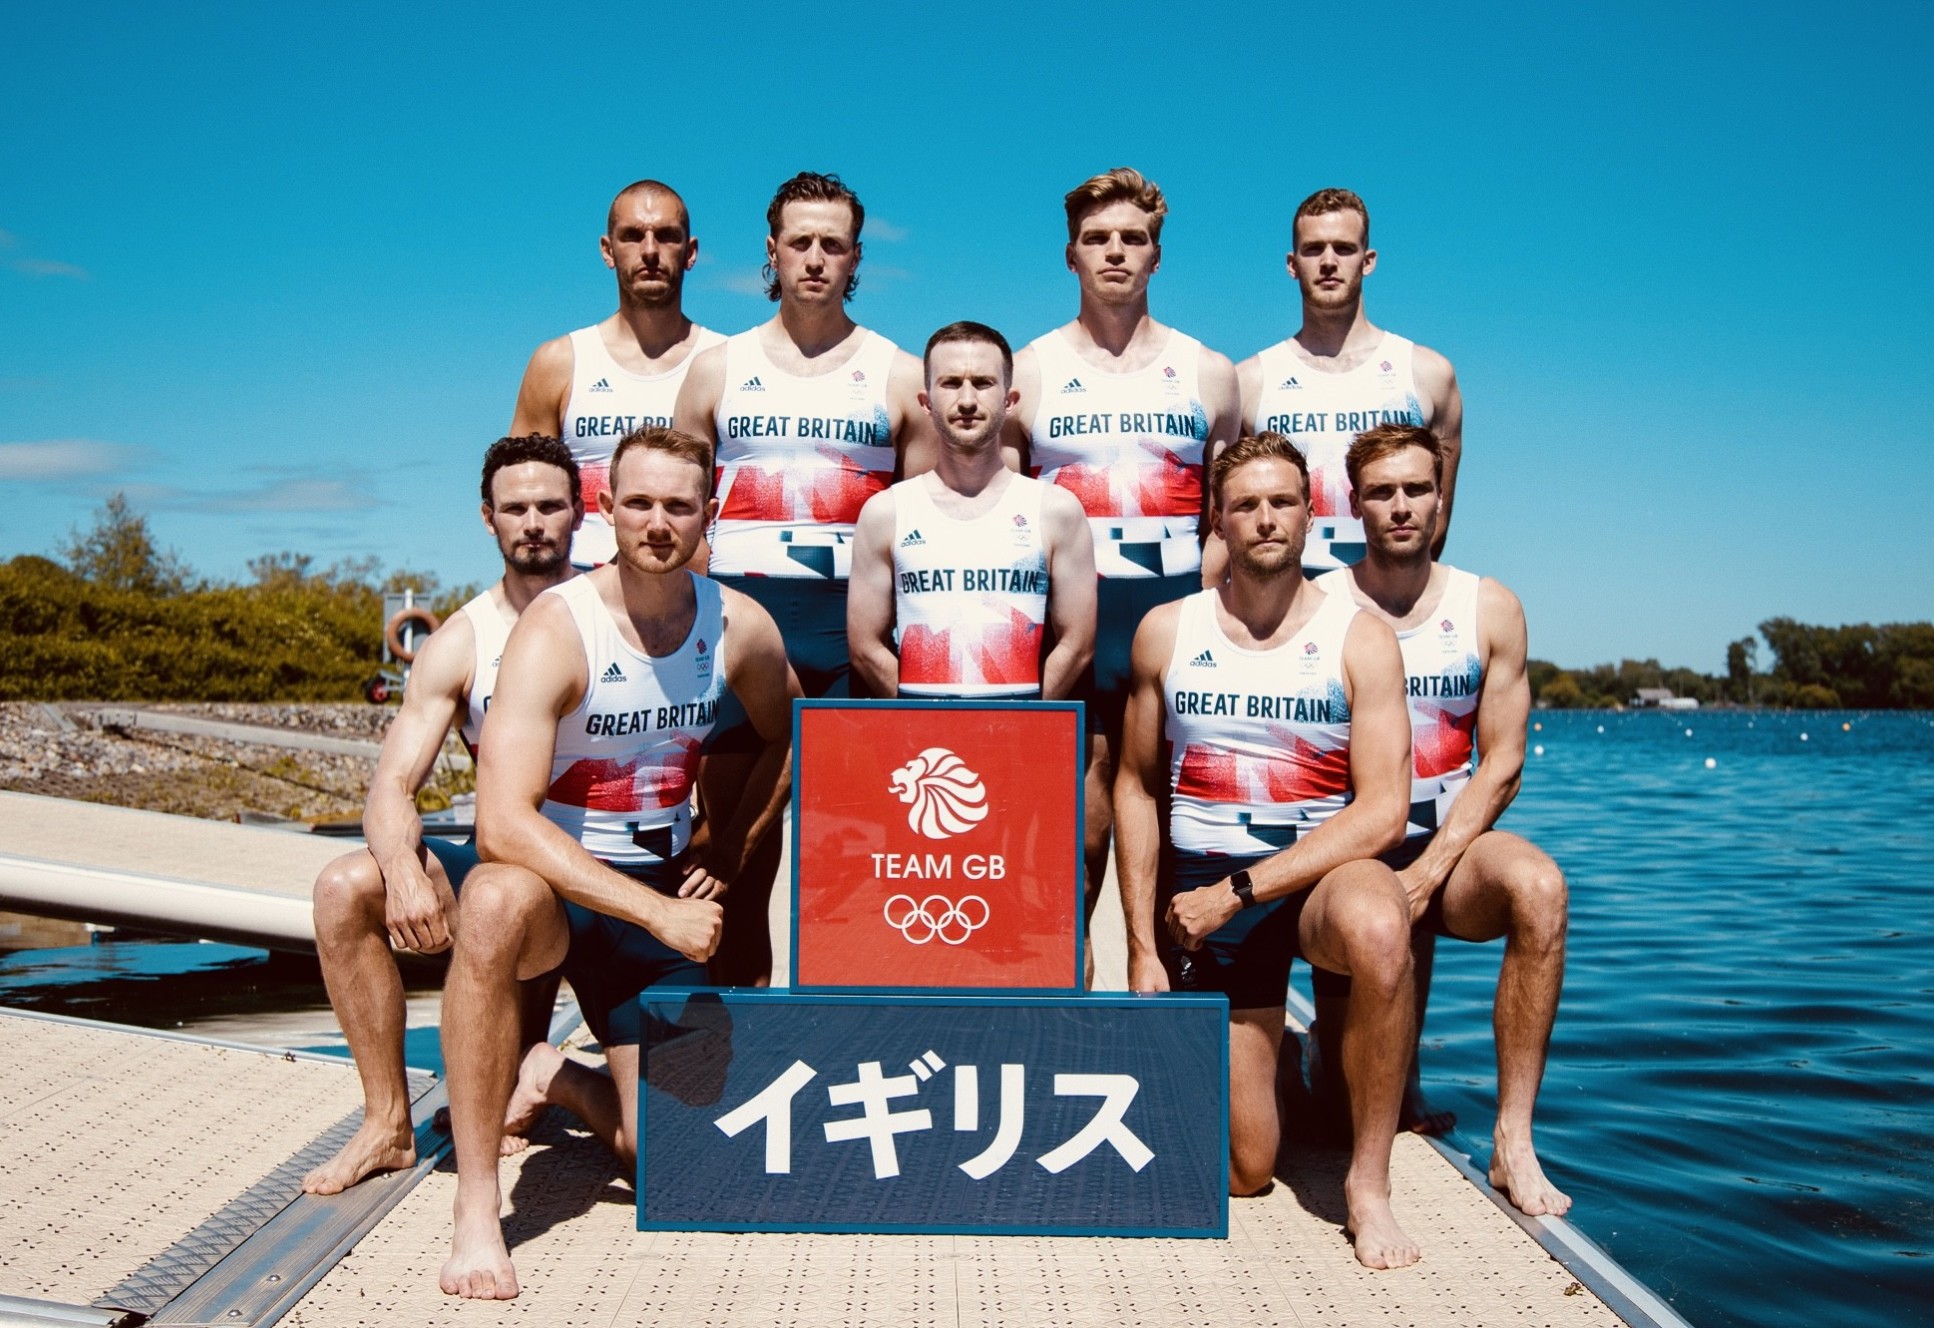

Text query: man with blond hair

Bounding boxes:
[1312,422,1571,1218]
[1238,188,1463,573]
[512,180,724,568]
[438,427,796,1299]
[1011,167,1242,923]
[1116,431,1420,1269]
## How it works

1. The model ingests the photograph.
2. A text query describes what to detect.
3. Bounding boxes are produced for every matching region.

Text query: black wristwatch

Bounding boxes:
[1231,869,1257,909]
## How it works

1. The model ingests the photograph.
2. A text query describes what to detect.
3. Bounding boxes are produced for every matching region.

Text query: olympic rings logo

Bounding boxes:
[883,893,990,946]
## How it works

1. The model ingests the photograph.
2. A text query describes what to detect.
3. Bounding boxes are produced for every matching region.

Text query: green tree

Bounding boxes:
[1726,637,1758,703]
[60,493,191,596]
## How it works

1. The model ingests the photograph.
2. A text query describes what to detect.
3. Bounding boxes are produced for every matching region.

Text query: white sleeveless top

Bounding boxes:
[890,472,1051,698]
[559,323,724,568]
[709,328,899,579]
[1250,331,1425,572]
[453,588,515,757]
[1025,327,1208,580]
[1163,586,1358,856]
[1317,565,1482,841]
[539,574,725,865]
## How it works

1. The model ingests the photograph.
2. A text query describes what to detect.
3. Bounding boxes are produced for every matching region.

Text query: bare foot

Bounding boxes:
[439,1199,519,1299]
[1491,1135,1572,1217]
[301,1120,415,1195]
[1343,1176,1421,1270]
[1401,1078,1456,1137]
[502,1042,564,1151]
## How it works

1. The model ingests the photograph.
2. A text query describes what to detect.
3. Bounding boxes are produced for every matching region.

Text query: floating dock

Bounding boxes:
[0,794,1689,1326]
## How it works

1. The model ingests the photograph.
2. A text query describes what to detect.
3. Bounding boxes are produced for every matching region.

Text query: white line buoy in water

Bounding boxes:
[1704,757,1717,769]
[1533,744,1545,756]
[1801,733,1809,741]
[1684,728,1694,737]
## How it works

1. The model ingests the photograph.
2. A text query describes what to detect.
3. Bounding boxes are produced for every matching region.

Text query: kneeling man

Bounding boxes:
[439,427,796,1299]
[1313,422,1569,1216]
[1116,432,1421,1269]
[848,320,1095,700]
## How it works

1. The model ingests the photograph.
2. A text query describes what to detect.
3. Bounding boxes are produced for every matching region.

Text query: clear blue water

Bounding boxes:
[4,709,1930,1326]
[1357,709,1934,1328]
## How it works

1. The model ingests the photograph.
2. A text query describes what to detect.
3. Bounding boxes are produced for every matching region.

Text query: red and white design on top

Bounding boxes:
[1163,586,1359,856]
[560,324,724,568]
[709,329,900,579]
[539,574,725,865]
[1317,565,1482,839]
[1024,327,1208,579]
[1249,332,1425,571]
[891,473,1051,698]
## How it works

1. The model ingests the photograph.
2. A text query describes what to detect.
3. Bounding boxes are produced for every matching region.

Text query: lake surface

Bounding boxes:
[3,708,1930,1326]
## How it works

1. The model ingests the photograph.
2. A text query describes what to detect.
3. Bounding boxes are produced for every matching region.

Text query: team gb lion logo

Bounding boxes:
[888,748,989,841]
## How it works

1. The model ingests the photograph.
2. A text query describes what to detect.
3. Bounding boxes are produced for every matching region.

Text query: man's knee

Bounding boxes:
[1327,874,1413,996]
[313,852,384,932]
[454,865,554,955]
[1509,859,1569,947]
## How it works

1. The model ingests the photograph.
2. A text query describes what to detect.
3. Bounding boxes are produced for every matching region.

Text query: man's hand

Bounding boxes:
[384,858,454,954]
[1165,882,1240,952]
[678,860,728,901]
[655,896,725,962]
[1127,950,1172,994]
[1396,863,1442,924]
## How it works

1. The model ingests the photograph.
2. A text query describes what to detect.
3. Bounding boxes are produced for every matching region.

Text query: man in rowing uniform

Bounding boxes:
[302,435,580,1196]
[1011,166,1241,916]
[511,179,725,568]
[674,170,933,981]
[1237,188,1463,575]
[1116,432,1422,1270]
[1312,422,1571,1217]
[438,427,795,1299]
[848,321,1095,701]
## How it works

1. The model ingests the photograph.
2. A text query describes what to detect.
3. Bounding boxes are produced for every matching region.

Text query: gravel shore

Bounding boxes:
[0,701,445,823]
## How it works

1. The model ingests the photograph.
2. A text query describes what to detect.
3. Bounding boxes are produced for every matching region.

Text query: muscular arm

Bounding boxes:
[1396,579,1527,913]
[1416,345,1463,557]
[475,594,703,950]
[889,350,944,479]
[362,614,474,953]
[1199,353,1260,587]
[1196,347,1243,587]
[1113,603,1179,992]
[704,589,802,881]
[845,491,902,698]
[509,336,572,437]
[672,342,727,452]
[1039,487,1096,700]
[1166,608,1411,947]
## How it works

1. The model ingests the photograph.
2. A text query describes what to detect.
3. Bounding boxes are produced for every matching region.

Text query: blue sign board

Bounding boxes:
[638,991,1229,1237]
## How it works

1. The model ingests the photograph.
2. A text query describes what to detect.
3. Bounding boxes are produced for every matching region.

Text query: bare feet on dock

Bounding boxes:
[1401,1078,1456,1136]
[301,1120,414,1195]
[440,1202,519,1299]
[1491,1135,1571,1216]
[501,1041,564,1149]
[1344,1175,1421,1270]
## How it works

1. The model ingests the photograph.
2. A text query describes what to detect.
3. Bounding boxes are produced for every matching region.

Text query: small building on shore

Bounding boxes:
[1632,687,1699,710]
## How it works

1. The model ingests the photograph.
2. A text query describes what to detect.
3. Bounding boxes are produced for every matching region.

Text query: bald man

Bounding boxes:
[512,179,725,569]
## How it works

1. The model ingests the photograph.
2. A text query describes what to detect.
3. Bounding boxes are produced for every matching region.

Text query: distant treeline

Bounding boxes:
[5,496,1931,707]
[0,496,471,702]
[1530,619,1934,710]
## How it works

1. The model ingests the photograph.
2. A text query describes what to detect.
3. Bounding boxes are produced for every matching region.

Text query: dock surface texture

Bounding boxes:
[0,796,1652,1327]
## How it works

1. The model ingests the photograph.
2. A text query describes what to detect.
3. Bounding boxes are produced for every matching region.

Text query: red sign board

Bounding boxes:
[791,701,1083,991]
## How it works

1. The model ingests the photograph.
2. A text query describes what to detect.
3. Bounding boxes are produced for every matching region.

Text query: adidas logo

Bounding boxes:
[589,377,614,393]
[600,661,628,683]
[1060,377,1085,393]
[1278,377,1301,389]
[740,376,765,392]
[899,529,925,548]
[1190,650,1215,668]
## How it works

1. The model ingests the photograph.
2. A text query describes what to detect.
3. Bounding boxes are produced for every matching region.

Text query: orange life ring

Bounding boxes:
[384,605,441,663]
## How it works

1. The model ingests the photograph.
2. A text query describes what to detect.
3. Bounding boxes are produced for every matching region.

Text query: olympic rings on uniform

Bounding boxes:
[882,893,990,946]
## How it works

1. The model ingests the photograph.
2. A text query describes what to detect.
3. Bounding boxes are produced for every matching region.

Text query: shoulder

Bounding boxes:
[1409,340,1458,394]
[717,580,784,652]
[1476,574,1524,631]
[1131,594,1187,657]
[1194,341,1238,389]
[408,604,480,693]
[523,332,575,380]
[887,346,925,386]
[1343,603,1401,656]
[854,485,900,531]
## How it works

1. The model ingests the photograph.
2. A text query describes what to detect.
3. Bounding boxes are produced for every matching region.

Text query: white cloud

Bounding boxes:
[714,267,769,297]
[867,218,909,242]
[180,475,379,514]
[11,258,88,279]
[0,439,143,480]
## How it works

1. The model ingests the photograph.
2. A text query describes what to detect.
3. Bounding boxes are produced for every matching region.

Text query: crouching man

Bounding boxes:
[439,427,796,1299]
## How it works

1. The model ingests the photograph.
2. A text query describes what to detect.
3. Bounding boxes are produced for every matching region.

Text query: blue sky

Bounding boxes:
[4,2,1930,671]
